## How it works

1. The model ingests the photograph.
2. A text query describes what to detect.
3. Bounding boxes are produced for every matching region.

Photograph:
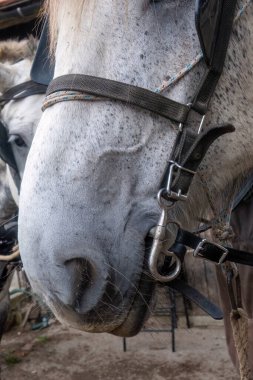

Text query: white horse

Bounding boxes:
[0,38,43,194]
[19,0,253,342]
[0,37,40,217]
[0,37,44,339]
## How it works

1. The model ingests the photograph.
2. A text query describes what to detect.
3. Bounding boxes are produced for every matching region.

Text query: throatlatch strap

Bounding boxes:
[46,74,190,124]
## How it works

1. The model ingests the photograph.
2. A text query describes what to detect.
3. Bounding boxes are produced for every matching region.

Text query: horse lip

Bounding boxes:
[47,295,125,333]
[110,235,156,337]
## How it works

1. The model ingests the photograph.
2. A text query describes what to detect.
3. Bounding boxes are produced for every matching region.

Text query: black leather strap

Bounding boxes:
[161,124,235,197]
[167,279,223,320]
[46,74,191,124]
[176,229,253,267]
[0,121,19,173]
[232,173,253,210]
[0,81,47,106]
[193,0,238,115]
[30,18,55,86]
[195,0,223,66]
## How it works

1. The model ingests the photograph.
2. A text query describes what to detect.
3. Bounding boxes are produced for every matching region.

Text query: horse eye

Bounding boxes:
[8,134,27,148]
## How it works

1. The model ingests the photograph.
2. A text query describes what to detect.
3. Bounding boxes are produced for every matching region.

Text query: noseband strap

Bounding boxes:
[44,75,190,124]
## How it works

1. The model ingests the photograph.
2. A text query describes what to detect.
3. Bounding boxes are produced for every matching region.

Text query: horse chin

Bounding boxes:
[111,237,156,337]
[110,275,155,337]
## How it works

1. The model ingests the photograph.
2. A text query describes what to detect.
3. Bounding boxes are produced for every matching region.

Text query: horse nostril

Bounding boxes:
[64,258,94,310]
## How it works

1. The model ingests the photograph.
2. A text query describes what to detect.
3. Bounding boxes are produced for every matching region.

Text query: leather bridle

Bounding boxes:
[40,0,253,289]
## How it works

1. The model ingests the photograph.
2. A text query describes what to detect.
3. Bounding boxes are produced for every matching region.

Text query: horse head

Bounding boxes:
[0,36,44,340]
[0,38,40,216]
[0,37,44,193]
[19,1,253,336]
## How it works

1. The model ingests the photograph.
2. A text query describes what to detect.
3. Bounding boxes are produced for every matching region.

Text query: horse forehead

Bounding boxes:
[2,95,43,128]
[11,59,31,85]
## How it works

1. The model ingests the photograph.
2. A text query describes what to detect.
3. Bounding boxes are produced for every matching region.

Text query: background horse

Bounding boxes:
[19,0,253,363]
[0,36,44,339]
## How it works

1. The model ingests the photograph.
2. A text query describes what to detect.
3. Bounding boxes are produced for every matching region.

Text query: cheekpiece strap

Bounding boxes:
[161,124,235,201]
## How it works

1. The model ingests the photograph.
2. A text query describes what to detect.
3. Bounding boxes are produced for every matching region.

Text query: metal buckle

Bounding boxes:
[166,161,196,201]
[193,239,228,265]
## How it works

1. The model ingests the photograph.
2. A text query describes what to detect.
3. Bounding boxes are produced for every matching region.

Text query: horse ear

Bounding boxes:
[0,63,18,93]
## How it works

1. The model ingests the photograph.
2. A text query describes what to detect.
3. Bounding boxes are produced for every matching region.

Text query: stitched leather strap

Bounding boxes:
[46,74,191,124]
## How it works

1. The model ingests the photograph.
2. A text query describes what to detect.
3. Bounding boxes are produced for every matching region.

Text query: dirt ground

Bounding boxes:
[0,321,239,380]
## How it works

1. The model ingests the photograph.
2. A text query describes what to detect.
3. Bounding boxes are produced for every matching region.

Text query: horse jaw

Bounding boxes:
[19,1,253,334]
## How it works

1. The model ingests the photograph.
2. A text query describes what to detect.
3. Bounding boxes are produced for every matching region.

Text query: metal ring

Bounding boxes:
[149,250,182,283]
[157,188,175,209]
